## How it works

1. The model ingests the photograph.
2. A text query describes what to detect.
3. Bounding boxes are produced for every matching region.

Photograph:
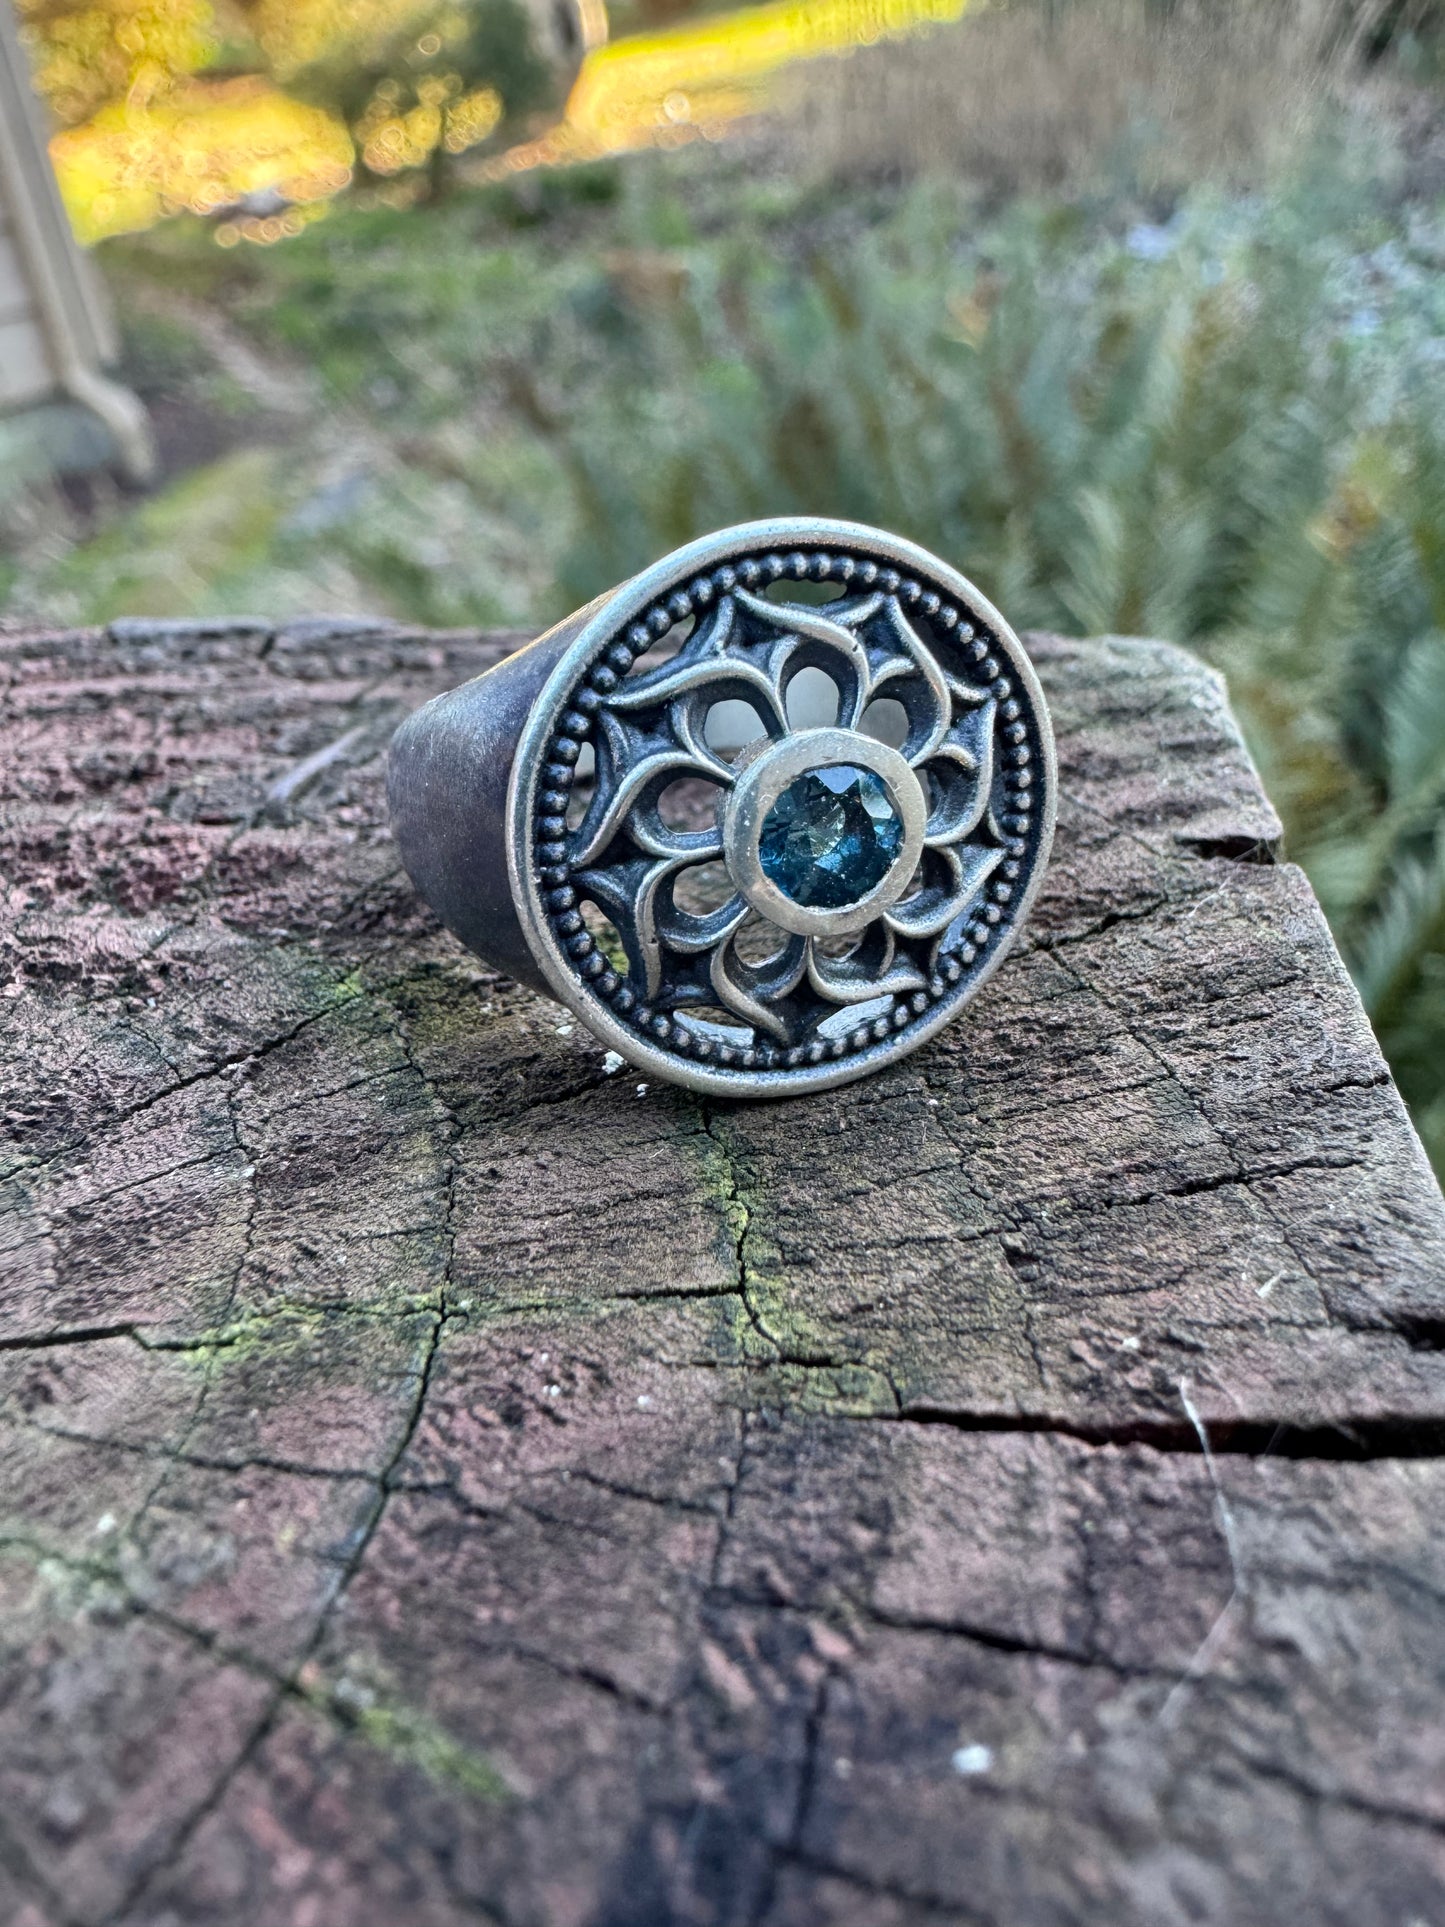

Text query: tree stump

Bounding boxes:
[2,615,1443,1927]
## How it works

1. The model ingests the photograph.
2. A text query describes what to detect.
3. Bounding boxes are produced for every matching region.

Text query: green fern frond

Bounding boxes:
[1353,824,1445,1027]
[1383,630,1445,807]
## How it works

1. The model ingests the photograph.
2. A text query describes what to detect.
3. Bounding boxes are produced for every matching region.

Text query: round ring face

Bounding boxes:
[508,519,1056,1097]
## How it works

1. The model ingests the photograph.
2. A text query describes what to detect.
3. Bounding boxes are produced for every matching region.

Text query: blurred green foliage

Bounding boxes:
[8,136,1444,1169]
[283,0,559,190]
[550,161,1445,1168]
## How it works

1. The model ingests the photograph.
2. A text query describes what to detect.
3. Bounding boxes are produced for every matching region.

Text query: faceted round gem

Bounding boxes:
[758,764,904,909]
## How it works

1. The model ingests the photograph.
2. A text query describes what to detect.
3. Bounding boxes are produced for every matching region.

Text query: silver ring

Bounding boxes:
[388,518,1056,1097]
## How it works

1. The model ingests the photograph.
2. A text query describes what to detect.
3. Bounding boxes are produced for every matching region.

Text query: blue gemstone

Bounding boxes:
[758,764,903,909]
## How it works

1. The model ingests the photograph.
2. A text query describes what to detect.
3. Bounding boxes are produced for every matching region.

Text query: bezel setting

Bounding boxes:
[725,728,927,939]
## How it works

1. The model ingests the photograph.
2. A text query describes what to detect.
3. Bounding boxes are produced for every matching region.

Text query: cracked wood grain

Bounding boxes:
[1,616,1444,1927]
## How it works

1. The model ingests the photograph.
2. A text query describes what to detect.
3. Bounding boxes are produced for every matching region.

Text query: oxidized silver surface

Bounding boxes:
[388,518,1056,1097]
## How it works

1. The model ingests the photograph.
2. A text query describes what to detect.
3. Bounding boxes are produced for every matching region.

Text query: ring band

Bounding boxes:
[388,518,1056,1097]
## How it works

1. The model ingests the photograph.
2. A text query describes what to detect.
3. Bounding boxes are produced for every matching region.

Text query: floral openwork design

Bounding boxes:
[524,540,1049,1087]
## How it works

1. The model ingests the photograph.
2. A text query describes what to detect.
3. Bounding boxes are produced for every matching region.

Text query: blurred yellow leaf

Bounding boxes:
[51,76,353,241]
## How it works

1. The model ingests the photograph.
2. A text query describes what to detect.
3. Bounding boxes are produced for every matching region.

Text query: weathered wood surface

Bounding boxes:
[2,613,1444,1927]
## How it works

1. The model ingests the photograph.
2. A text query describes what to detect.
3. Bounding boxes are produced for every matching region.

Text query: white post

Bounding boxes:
[0,0,155,481]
